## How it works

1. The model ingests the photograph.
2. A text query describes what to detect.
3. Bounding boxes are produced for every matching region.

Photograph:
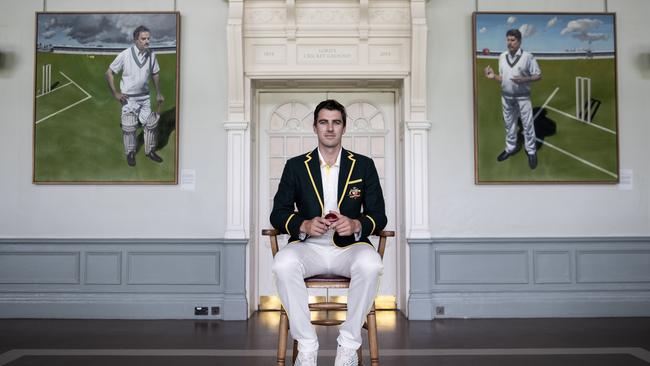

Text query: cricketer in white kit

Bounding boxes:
[105,25,164,167]
[485,28,542,169]
[270,99,387,366]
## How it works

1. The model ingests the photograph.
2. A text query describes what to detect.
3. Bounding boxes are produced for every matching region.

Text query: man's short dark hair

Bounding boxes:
[506,29,522,41]
[133,25,151,40]
[313,99,347,127]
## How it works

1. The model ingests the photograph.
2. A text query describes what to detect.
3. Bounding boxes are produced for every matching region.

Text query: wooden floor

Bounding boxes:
[1,311,649,365]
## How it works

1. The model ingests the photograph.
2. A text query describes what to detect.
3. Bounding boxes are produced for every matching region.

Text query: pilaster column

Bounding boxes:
[224,122,250,239]
[405,0,431,239]
[225,0,249,239]
[222,239,249,320]
[405,121,432,239]
[410,0,427,122]
[407,238,433,320]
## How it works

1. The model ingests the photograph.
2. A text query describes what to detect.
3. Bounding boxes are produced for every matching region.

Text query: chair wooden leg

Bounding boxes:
[367,306,379,366]
[278,309,289,366]
[292,339,299,365]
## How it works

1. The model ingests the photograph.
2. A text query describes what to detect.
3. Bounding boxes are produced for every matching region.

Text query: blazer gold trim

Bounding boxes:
[366,215,377,235]
[285,213,296,236]
[338,151,357,208]
[304,150,324,214]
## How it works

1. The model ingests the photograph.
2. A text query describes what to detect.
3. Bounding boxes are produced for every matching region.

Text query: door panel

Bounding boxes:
[257,91,396,308]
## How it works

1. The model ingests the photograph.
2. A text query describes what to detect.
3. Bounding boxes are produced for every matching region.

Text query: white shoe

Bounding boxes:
[334,345,358,366]
[295,350,317,366]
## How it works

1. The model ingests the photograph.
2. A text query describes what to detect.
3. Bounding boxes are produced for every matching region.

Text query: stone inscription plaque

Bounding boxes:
[297,46,358,64]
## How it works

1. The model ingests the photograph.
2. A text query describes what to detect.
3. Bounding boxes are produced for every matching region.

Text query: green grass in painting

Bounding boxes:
[475,57,618,183]
[34,52,177,183]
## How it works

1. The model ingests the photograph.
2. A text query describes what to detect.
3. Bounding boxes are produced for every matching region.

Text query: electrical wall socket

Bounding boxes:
[194,306,209,316]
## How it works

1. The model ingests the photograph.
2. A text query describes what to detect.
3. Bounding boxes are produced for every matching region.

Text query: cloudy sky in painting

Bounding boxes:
[475,13,615,53]
[37,13,177,47]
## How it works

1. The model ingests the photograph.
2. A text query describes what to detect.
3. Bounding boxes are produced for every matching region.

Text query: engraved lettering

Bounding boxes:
[298,46,358,64]
[303,48,352,59]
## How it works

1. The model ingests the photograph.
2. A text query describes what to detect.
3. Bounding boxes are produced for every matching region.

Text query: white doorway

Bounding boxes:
[254,90,399,310]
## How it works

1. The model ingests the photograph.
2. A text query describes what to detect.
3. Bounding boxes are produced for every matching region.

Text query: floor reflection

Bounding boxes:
[257,309,398,332]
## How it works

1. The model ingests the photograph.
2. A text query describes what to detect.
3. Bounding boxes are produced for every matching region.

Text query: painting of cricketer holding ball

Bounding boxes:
[473,12,619,184]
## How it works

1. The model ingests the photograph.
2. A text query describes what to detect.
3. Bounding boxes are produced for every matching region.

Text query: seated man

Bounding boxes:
[270,99,387,366]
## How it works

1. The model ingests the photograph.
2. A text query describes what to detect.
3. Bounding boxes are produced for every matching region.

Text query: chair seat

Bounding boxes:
[304,274,350,282]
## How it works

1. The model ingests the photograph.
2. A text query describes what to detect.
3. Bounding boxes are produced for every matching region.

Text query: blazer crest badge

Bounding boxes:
[348,186,361,199]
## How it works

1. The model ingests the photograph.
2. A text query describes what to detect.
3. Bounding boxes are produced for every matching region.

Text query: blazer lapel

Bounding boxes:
[304,149,324,212]
[337,149,356,208]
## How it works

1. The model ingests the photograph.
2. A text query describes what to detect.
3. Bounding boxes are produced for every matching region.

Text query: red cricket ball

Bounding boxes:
[324,213,339,222]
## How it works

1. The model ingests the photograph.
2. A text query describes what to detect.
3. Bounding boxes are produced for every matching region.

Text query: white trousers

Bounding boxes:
[502,95,537,154]
[272,241,383,352]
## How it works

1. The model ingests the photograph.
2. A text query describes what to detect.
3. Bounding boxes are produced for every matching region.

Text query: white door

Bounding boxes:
[256,91,397,309]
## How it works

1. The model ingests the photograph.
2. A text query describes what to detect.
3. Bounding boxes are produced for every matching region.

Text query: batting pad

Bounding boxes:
[121,112,138,132]
[143,112,160,130]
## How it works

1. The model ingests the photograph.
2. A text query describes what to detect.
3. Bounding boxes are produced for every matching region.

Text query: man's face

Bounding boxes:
[135,31,151,52]
[313,109,346,150]
[506,35,520,54]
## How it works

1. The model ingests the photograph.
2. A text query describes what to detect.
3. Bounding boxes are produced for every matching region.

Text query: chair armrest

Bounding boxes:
[262,229,394,258]
[377,230,395,238]
[261,229,280,257]
[262,229,280,236]
[263,230,392,237]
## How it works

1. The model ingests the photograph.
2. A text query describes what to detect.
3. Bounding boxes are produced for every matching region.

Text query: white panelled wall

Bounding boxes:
[0,0,648,319]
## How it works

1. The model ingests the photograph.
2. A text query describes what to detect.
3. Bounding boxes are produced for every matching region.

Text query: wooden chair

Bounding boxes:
[262,229,395,366]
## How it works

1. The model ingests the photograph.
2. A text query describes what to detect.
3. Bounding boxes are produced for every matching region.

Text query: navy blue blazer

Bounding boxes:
[270,148,387,247]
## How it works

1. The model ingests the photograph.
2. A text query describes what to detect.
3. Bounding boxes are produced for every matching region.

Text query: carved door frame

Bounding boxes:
[224,0,431,317]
